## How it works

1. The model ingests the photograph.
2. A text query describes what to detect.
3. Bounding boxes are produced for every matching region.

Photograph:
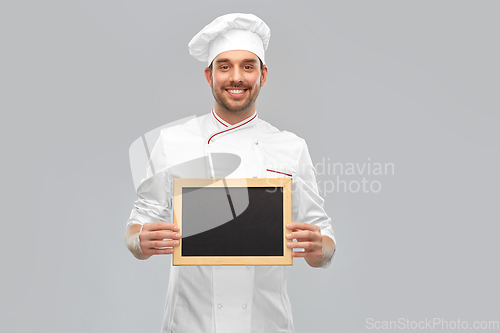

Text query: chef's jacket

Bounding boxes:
[128,110,335,333]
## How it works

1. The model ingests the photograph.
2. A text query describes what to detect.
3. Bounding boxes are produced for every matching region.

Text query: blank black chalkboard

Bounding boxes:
[172,178,292,265]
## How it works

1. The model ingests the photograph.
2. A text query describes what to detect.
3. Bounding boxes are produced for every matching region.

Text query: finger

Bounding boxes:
[287,222,320,232]
[142,222,180,232]
[286,230,320,241]
[141,240,179,251]
[287,241,316,251]
[154,248,175,255]
[143,247,175,255]
[141,230,181,242]
[149,239,180,249]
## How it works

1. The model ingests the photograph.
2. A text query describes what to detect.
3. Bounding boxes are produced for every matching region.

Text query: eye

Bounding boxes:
[244,65,254,70]
[219,65,229,70]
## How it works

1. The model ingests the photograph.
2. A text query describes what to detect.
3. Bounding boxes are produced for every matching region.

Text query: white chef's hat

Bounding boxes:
[188,13,271,66]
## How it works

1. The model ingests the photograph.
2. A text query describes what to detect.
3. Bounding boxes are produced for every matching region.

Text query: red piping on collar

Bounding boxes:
[207,113,257,144]
[212,110,228,127]
[266,169,292,177]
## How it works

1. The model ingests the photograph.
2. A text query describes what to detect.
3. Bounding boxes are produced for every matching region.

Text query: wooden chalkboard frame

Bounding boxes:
[172,178,293,266]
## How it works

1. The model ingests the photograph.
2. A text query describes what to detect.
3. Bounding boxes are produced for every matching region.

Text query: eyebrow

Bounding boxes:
[214,58,258,64]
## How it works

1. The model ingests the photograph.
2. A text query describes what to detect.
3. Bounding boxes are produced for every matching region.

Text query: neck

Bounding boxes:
[213,105,256,125]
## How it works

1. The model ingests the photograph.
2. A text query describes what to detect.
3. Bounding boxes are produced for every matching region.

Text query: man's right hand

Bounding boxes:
[125,222,181,260]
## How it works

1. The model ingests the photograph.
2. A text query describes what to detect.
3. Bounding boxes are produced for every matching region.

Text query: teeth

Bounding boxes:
[228,89,245,94]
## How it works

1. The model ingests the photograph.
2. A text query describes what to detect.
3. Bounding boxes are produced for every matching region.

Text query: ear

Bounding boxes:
[204,67,213,88]
[260,65,268,87]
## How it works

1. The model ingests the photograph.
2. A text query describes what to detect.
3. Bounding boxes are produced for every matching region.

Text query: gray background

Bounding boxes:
[1,0,499,332]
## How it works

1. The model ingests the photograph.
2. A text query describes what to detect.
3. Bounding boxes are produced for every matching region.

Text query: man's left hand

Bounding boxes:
[286,222,335,268]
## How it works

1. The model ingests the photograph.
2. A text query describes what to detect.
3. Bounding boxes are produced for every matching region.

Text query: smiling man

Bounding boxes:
[205,50,267,120]
[125,13,336,333]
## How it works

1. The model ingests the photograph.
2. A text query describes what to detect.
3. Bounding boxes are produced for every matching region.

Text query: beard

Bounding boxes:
[211,82,261,113]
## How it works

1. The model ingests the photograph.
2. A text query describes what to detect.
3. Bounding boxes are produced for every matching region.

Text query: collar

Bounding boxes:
[212,109,230,128]
[208,109,258,144]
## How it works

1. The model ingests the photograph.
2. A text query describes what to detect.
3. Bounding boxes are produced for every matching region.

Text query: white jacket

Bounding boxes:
[128,110,335,333]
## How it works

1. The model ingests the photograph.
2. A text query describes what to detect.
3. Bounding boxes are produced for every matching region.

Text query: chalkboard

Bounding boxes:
[172,178,292,265]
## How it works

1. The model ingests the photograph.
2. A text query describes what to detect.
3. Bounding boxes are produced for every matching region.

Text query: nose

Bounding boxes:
[230,67,243,84]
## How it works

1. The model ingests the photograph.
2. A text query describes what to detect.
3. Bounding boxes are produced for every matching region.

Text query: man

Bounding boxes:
[125,13,336,333]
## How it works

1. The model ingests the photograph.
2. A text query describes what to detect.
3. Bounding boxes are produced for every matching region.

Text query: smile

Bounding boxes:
[226,89,247,97]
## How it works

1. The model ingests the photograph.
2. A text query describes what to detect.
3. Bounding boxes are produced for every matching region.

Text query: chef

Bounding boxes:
[125,13,336,333]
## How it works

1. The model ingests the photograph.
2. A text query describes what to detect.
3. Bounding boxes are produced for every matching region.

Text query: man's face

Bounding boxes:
[204,50,268,114]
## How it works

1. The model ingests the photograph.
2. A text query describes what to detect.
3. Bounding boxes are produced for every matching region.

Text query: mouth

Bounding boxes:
[225,88,248,97]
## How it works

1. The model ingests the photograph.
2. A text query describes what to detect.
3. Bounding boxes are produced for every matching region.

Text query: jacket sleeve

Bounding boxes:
[126,129,173,229]
[293,140,336,267]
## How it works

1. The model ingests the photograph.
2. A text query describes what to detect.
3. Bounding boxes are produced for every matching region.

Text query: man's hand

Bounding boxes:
[125,222,181,260]
[286,222,335,268]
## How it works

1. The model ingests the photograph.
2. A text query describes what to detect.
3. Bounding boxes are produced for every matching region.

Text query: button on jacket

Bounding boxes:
[128,110,335,333]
